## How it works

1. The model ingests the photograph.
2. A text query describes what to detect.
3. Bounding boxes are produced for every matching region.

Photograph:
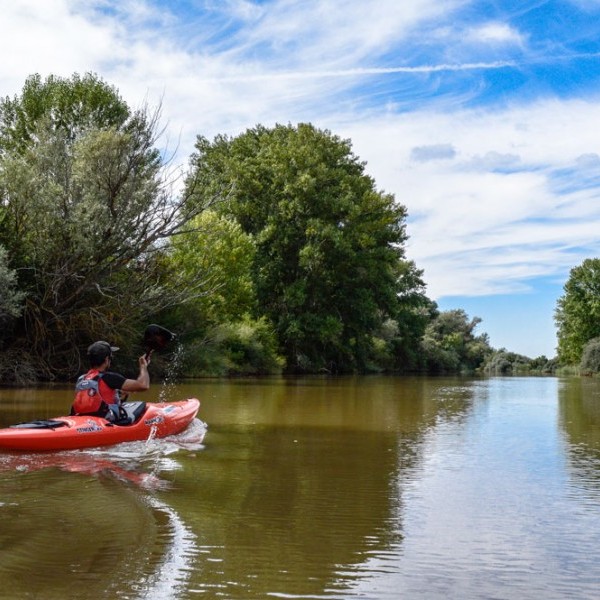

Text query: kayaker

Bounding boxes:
[71,341,151,422]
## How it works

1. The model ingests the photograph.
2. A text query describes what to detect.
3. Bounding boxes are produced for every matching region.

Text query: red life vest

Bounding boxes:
[72,369,120,416]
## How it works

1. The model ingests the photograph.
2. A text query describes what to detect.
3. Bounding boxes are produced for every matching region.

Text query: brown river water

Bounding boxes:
[0,375,599,599]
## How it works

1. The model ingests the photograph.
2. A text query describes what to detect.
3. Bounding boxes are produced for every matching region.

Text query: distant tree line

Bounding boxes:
[0,73,562,383]
[483,256,600,377]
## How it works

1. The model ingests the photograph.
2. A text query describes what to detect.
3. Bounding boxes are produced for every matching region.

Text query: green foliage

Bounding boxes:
[0,245,23,322]
[555,258,600,365]
[186,123,431,373]
[580,337,600,375]
[0,73,205,380]
[0,73,129,156]
[158,210,264,375]
[182,317,284,376]
[528,355,558,374]
[482,351,557,375]
[554,364,580,376]
[167,210,256,323]
[422,309,492,373]
[483,350,530,374]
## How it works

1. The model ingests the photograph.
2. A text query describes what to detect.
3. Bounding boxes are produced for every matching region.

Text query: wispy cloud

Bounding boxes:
[192,60,517,83]
[336,95,600,299]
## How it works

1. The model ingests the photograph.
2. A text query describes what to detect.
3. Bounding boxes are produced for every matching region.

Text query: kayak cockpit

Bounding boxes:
[9,401,148,430]
[10,420,67,430]
[112,401,147,425]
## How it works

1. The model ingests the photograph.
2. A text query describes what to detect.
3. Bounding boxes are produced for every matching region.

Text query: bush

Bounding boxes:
[482,350,558,375]
[421,337,460,373]
[580,338,600,375]
[182,317,284,376]
[483,350,530,375]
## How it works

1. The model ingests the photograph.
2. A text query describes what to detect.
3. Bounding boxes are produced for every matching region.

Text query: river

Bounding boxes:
[0,375,599,599]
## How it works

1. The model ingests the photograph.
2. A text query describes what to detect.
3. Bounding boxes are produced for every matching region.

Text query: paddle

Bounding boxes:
[143,324,176,360]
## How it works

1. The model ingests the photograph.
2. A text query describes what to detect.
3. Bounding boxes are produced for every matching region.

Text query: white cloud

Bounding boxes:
[575,153,600,168]
[468,22,525,46]
[333,98,600,298]
[0,0,117,83]
[234,0,462,64]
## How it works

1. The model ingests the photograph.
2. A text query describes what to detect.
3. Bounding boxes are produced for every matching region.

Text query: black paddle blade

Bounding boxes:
[143,324,175,355]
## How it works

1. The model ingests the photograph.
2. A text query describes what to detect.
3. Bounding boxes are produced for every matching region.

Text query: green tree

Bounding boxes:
[555,258,600,365]
[183,317,284,377]
[167,210,256,325]
[483,349,530,374]
[422,309,492,373]
[186,123,430,372]
[0,73,129,156]
[160,210,284,376]
[0,73,208,380]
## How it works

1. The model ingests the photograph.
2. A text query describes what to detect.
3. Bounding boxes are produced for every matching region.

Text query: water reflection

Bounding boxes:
[558,377,600,499]
[11,376,595,599]
[171,376,478,598]
[0,376,481,599]
[0,420,207,600]
[0,469,155,599]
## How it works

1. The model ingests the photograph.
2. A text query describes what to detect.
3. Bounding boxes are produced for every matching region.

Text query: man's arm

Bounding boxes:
[121,355,150,393]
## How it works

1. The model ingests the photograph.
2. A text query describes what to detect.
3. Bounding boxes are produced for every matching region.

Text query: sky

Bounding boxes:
[2,0,600,358]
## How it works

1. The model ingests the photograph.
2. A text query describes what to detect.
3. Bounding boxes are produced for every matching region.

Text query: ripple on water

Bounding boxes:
[0,418,206,600]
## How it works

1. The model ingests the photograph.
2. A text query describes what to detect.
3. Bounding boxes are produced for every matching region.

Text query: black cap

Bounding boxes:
[87,341,119,365]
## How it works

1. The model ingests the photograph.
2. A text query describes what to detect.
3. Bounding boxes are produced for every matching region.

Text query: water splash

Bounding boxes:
[157,341,185,402]
[146,425,158,446]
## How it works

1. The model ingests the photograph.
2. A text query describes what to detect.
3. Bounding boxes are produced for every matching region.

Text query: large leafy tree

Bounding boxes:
[0,73,209,380]
[186,123,431,372]
[555,258,600,365]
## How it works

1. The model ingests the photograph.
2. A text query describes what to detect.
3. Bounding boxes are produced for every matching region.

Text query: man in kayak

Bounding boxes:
[71,341,151,422]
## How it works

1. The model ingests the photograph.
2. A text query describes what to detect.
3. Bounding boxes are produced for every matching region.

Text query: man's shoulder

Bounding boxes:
[101,371,127,388]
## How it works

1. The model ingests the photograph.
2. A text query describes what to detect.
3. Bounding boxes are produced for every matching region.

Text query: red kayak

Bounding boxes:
[0,399,200,452]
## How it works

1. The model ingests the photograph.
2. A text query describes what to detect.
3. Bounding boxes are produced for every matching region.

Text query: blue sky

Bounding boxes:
[3,0,600,358]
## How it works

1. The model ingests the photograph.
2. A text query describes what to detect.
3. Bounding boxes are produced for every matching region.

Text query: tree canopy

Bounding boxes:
[0,73,130,156]
[0,73,208,380]
[186,123,431,372]
[167,210,256,325]
[555,258,600,365]
[421,309,492,373]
